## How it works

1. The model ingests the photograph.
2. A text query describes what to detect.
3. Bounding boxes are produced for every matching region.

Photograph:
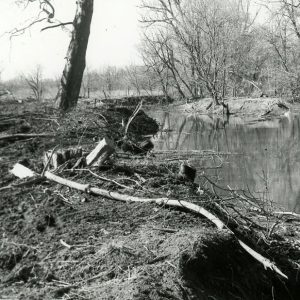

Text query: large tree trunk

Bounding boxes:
[55,0,94,111]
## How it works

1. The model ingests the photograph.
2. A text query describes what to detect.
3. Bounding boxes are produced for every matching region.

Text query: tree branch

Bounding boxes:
[41,21,73,31]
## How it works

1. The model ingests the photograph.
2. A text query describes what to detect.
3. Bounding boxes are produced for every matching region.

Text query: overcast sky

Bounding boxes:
[0,0,142,80]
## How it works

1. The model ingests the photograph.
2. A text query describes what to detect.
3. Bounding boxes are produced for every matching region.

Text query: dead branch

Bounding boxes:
[42,145,59,175]
[124,100,143,138]
[76,169,134,190]
[0,133,54,141]
[41,21,73,31]
[274,211,300,219]
[60,239,72,249]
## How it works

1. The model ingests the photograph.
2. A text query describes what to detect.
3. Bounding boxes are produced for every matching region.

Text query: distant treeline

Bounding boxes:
[139,0,300,103]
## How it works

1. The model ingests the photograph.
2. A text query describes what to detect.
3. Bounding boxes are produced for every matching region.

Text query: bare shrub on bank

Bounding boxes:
[23,65,44,101]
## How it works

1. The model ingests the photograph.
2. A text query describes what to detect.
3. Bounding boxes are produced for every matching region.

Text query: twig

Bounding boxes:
[274,211,300,219]
[60,239,72,249]
[85,271,108,282]
[41,21,73,31]
[42,145,59,175]
[54,192,74,205]
[72,169,134,190]
[0,133,54,141]
[268,220,281,238]
[152,227,178,233]
[124,100,143,138]
[238,240,288,279]
[77,125,88,147]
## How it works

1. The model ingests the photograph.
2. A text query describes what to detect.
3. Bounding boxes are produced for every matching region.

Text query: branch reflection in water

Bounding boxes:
[148,109,300,212]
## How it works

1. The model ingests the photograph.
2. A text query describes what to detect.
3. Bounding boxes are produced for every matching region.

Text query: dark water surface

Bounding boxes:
[148,109,300,212]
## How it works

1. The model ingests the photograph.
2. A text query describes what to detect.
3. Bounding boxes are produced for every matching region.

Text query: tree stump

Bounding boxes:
[178,163,196,182]
[44,147,83,170]
[86,137,115,166]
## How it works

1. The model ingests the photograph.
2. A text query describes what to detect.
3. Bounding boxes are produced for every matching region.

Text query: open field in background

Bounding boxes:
[0,83,164,103]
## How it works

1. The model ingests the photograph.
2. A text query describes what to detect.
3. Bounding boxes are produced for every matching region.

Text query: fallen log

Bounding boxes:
[11,163,288,280]
[0,133,54,141]
[44,170,224,229]
[274,211,300,219]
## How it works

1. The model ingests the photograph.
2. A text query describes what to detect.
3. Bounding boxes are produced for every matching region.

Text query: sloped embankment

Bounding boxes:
[1,99,300,299]
[182,97,290,121]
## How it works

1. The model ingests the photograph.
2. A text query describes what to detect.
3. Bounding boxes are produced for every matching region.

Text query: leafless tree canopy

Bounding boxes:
[138,0,300,102]
[9,0,73,37]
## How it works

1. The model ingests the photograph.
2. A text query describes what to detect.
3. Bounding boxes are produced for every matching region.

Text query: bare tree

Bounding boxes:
[81,66,92,98]
[24,65,44,101]
[101,66,119,98]
[10,0,93,111]
[125,65,143,96]
[140,0,258,103]
[141,32,188,98]
[262,0,300,99]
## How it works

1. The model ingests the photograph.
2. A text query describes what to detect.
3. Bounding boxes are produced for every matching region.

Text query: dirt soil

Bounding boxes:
[1,98,300,300]
[101,95,174,107]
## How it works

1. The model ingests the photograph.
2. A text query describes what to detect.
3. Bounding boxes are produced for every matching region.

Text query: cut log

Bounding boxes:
[178,162,196,182]
[86,137,115,166]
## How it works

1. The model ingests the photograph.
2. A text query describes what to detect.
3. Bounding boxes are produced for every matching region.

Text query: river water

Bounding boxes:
[148,109,300,212]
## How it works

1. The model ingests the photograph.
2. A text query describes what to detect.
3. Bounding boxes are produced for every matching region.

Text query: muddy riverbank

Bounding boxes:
[1,98,300,299]
[176,97,291,121]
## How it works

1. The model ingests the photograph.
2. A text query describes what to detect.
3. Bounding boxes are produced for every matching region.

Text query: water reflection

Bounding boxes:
[149,110,300,212]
